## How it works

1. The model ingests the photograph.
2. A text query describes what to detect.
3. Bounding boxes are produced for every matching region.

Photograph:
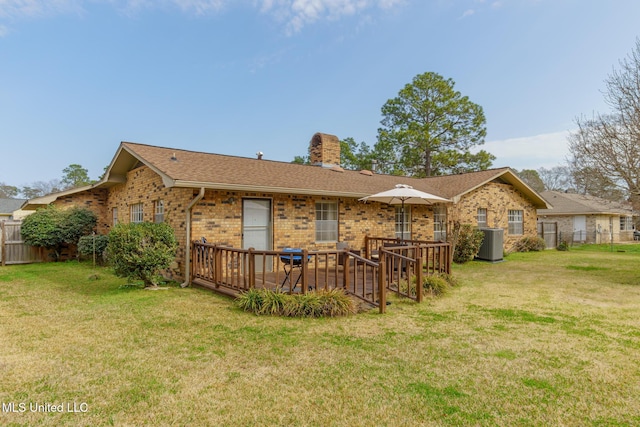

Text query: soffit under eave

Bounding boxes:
[453,170,552,209]
[538,210,634,216]
[168,180,422,200]
[102,143,174,187]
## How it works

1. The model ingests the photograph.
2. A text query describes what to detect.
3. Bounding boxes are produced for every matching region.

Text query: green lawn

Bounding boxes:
[1,245,639,426]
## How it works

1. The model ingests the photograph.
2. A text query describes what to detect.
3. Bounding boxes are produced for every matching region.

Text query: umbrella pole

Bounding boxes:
[401,200,405,242]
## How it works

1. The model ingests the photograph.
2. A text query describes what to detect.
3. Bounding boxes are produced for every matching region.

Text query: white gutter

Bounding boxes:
[181,187,205,288]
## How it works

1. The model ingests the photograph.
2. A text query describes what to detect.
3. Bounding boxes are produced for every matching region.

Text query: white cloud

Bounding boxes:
[256,0,405,35]
[170,0,226,14]
[481,130,573,170]
[0,0,83,19]
[460,8,474,18]
[0,0,403,33]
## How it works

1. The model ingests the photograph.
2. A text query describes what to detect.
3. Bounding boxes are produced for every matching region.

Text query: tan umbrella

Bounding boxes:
[359,184,451,241]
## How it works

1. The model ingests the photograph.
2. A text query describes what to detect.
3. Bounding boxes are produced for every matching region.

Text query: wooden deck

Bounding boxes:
[191,238,451,313]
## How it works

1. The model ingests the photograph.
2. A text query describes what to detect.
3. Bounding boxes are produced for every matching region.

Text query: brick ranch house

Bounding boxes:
[24,133,550,283]
[538,190,638,244]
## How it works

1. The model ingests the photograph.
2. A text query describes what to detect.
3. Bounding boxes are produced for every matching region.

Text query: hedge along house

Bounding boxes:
[23,133,550,283]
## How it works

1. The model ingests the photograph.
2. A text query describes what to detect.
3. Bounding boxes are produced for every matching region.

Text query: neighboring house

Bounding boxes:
[537,190,637,244]
[0,199,27,221]
[23,133,550,282]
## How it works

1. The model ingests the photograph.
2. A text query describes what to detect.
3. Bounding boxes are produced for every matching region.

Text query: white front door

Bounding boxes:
[573,215,586,242]
[242,199,272,271]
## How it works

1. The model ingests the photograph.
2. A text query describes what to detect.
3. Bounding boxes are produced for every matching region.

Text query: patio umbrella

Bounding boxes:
[359,184,451,241]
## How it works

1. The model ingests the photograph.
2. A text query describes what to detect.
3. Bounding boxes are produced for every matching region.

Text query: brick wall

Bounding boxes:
[309,133,340,166]
[52,166,540,278]
[190,190,438,253]
[453,181,538,249]
[53,188,110,234]
[105,166,194,279]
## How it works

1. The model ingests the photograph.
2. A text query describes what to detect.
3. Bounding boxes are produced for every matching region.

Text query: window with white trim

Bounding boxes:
[395,206,411,240]
[433,206,447,241]
[620,216,633,231]
[477,207,488,228]
[315,201,338,242]
[130,203,144,223]
[112,207,118,226]
[508,210,523,235]
[154,200,165,223]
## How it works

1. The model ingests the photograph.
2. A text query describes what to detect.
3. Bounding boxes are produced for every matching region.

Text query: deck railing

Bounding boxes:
[191,237,451,313]
[364,236,451,275]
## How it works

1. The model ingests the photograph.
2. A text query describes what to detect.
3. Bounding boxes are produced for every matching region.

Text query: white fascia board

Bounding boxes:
[169,180,369,199]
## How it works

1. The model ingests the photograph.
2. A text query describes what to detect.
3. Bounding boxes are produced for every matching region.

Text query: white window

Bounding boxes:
[154,200,165,223]
[130,203,144,223]
[395,206,411,240]
[477,208,488,228]
[508,210,523,235]
[620,216,633,231]
[112,207,118,226]
[315,201,338,242]
[433,206,447,241]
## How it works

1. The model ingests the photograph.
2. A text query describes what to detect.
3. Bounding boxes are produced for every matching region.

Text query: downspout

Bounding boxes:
[181,187,205,288]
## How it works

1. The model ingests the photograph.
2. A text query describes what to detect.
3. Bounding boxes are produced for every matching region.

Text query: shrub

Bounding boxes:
[423,274,450,297]
[61,207,98,248]
[77,234,109,264]
[21,206,97,261]
[401,273,456,298]
[317,288,356,317]
[235,288,355,317]
[557,240,570,251]
[259,289,288,315]
[106,222,178,287]
[453,224,485,264]
[511,236,546,253]
[236,288,265,313]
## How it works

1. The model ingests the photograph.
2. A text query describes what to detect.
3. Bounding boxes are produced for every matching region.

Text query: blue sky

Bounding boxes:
[1,0,639,188]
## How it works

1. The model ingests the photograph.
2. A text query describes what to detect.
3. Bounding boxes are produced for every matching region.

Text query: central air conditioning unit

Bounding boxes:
[475,228,504,262]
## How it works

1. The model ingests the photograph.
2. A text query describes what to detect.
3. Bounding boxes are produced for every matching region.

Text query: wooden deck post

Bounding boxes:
[214,245,222,286]
[378,253,386,314]
[415,251,423,303]
[301,249,309,293]
[343,251,350,290]
[248,247,255,290]
[364,236,370,259]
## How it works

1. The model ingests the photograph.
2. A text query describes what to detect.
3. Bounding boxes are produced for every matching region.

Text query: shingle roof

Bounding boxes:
[104,142,548,208]
[538,191,634,215]
[24,141,549,209]
[0,198,26,214]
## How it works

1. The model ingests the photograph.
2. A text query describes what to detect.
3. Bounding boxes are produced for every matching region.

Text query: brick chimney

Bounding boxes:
[309,132,340,168]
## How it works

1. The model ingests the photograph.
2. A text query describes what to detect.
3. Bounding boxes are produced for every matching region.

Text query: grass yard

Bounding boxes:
[0,244,639,426]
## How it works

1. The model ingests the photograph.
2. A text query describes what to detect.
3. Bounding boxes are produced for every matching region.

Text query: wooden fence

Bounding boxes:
[537,222,558,249]
[0,221,45,266]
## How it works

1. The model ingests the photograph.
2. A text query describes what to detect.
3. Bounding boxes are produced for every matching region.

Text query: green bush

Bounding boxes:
[61,207,98,247]
[21,206,97,261]
[401,273,457,298]
[453,224,485,264]
[77,234,109,264]
[423,274,450,297]
[236,288,264,313]
[236,288,355,317]
[511,236,546,253]
[106,222,178,287]
[556,240,570,251]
